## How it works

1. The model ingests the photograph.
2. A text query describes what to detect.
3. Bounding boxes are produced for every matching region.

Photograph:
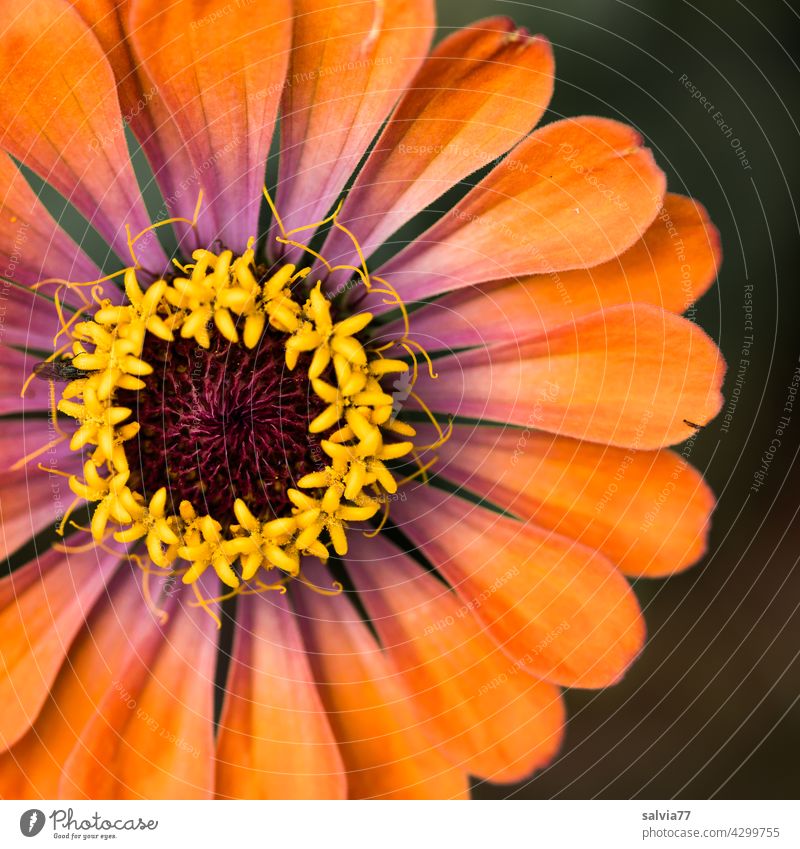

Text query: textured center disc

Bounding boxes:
[118,328,326,525]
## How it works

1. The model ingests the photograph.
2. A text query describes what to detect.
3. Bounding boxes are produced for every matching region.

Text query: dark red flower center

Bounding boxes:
[117,328,326,526]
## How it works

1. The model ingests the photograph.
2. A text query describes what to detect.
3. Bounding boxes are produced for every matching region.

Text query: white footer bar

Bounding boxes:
[0,799,796,848]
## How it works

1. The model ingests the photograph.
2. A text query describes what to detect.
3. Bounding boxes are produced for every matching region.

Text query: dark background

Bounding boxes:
[430,0,800,799]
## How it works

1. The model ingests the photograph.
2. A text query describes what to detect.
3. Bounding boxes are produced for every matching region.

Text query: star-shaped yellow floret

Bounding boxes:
[113,487,181,568]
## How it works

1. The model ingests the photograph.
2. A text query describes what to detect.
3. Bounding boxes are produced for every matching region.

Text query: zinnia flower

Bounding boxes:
[0,0,724,799]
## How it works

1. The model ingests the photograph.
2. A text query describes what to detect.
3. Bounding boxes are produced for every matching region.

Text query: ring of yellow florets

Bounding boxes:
[53,238,417,592]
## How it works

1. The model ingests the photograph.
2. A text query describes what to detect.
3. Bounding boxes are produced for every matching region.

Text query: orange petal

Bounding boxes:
[71,0,196,238]
[0,569,165,798]
[293,567,469,799]
[0,428,81,561]
[0,542,120,752]
[347,533,564,783]
[423,424,715,578]
[0,417,71,472]
[129,0,292,251]
[0,347,56,414]
[1,152,100,288]
[275,0,435,255]
[392,485,645,688]
[61,587,218,799]
[0,468,56,562]
[0,283,81,351]
[320,16,554,271]
[393,193,721,348]
[216,592,346,799]
[0,157,97,348]
[375,116,666,302]
[0,0,163,268]
[411,304,726,449]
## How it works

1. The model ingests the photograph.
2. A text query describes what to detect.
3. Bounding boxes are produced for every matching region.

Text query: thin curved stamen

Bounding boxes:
[409,389,446,443]
[125,189,204,269]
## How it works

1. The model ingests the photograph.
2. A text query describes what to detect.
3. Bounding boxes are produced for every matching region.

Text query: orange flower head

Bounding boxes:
[0,0,724,800]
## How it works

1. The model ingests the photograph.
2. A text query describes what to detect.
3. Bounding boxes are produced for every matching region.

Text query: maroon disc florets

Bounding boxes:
[118,328,326,525]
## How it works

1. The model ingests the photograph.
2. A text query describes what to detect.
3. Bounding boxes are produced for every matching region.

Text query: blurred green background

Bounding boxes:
[430,0,800,799]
